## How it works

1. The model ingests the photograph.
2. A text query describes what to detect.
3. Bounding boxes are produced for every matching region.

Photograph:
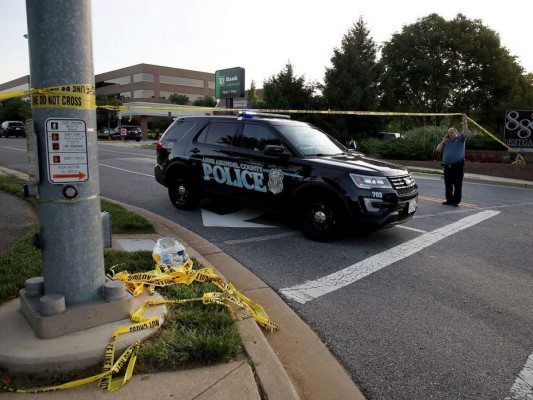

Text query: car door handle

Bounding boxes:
[190,148,200,154]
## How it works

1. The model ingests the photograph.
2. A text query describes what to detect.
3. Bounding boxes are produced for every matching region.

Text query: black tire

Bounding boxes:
[168,177,199,210]
[135,138,141,142]
[299,194,344,241]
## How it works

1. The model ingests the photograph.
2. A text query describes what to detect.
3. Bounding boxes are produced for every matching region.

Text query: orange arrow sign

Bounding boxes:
[52,171,87,180]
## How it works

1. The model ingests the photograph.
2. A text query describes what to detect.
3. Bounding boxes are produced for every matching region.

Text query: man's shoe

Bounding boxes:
[452,203,459,207]
[442,201,453,205]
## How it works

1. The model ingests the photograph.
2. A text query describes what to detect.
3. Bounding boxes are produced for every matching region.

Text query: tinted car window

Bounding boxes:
[240,124,281,151]
[197,122,238,147]
[279,125,343,156]
[164,120,197,140]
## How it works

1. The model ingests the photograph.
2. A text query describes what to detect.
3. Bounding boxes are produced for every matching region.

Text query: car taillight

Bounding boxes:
[156,140,165,151]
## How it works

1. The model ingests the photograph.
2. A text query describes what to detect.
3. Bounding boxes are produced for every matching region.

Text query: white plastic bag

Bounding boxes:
[152,237,189,267]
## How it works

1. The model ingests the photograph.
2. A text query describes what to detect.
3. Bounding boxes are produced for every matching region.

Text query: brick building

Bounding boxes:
[95,63,215,103]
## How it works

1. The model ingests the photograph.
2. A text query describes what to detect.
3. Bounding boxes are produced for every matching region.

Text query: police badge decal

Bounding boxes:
[268,168,284,194]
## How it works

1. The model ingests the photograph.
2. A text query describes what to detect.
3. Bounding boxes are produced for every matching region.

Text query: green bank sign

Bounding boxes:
[215,67,245,99]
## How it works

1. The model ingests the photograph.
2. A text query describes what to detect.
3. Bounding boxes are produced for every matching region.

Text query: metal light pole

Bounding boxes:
[21,0,130,338]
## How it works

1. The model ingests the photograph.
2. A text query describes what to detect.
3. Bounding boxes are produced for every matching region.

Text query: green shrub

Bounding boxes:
[466,134,506,151]
[359,126,492,160]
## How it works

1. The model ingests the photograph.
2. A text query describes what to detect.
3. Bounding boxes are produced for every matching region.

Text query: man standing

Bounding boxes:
[435,115,469,207]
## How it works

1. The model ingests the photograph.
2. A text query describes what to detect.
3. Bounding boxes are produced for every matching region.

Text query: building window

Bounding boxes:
[134,89,155,99]
[207,81,215,89]
[159,91,175,100]
[159,75,204,88]
[0,82,30,92]
[102,76,131,86]
[133,73,155,83]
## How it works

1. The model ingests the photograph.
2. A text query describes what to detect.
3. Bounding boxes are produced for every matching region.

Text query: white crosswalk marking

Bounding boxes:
[280,210,500,304]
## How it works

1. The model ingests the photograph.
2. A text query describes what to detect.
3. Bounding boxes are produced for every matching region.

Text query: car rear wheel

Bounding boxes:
[299,194,344,241]
[168,177,199,210]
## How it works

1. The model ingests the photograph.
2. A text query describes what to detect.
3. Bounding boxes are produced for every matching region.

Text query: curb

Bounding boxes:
[106,198,301,400]
[410,168,533,189]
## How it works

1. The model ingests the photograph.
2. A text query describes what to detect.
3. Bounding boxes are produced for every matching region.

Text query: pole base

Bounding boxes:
[19,287,132,339]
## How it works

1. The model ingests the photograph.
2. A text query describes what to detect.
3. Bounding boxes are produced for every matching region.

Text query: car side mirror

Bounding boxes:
[347,139,358,151]
[264,145,290,159]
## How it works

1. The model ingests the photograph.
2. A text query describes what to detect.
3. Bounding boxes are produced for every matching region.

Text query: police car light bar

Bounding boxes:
[237,111,290,119]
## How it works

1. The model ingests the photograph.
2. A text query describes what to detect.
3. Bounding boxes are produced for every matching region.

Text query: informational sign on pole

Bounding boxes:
[215,67,245,99]
[45,118,89,184]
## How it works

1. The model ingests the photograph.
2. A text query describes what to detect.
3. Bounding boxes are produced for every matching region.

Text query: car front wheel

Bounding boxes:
[168,177,199,210]
[299,194,344,241]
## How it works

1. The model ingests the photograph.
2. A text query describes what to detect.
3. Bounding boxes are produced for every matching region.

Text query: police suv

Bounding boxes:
[154,112,418,241]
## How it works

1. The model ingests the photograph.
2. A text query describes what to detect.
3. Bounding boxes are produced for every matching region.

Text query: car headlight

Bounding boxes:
[350,173,391,189]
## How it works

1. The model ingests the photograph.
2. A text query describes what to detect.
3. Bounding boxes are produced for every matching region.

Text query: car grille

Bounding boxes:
[388,175,417,196]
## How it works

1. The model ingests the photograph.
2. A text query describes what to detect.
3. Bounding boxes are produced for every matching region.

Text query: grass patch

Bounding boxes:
[0,228,41,304]
[0,175,241,390]
[0,174,154,235]
[101,199,154,234]
[1,246,242,390]
[136,282,241,373]
[409,168,443,176]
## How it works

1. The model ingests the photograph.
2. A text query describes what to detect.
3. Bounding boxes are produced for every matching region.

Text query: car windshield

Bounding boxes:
[278,125,345,156]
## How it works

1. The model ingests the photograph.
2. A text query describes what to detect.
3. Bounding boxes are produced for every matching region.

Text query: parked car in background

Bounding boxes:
[378,132,402,141]
[108,125,142,142]
[0,121,26,138]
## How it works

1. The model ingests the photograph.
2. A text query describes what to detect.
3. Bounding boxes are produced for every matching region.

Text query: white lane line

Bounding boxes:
[224,232,297,245]
[506,353,533,400]
[99,163,153,177]
[396,225,427,233]
[280,210,500,304]
[1,146,25,151]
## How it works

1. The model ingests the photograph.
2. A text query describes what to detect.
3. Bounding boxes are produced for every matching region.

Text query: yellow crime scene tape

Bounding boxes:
[1,84,96,110]
[0,87,526,164]
[3,259,278,394]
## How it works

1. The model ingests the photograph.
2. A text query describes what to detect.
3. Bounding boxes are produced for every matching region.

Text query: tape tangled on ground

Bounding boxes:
[3,259,277,393]
[111,259,278,333]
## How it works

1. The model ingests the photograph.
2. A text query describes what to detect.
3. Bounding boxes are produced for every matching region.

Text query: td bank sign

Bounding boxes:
[215,67,245,99]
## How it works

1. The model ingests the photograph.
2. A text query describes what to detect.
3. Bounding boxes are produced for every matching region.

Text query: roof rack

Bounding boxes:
[237,111,290,120]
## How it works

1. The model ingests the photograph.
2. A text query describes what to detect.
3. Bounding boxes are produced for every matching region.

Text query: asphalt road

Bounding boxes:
[2,138,532,400]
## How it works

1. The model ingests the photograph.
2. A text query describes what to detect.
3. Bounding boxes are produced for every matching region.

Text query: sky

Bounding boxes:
[2,0,532,90]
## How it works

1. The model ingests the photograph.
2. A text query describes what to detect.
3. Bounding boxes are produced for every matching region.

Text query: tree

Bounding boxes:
[168,93,190,105]
[322,16,383,138]
[247,80,259,108]
[0,97,31,122]
[261,61,317,110]
[193,95,216,107]
[379,14,526,131]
